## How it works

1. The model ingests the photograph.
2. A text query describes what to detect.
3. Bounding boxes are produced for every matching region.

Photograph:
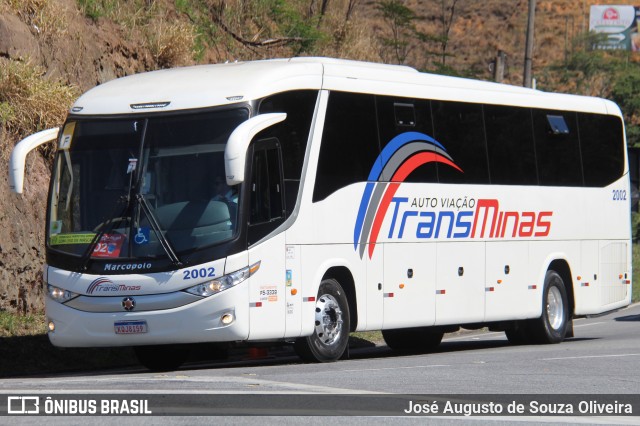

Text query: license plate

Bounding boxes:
[114,320,148,334]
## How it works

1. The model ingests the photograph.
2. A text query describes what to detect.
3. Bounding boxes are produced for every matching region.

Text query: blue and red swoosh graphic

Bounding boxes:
[353,132,463,259]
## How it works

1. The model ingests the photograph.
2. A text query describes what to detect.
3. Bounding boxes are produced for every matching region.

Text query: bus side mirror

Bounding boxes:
[225,113,286,185]
[9,127,60,194]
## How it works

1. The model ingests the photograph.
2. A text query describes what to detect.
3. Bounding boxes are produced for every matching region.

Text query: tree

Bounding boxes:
[611,69,640,147]
[437,0,459,67]
[541,32,640,147]
[376,0,422,64]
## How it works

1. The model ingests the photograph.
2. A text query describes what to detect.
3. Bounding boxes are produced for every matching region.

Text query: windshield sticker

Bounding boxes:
[59,122,75,150]
[92,233,125,258]
[134,227,150,245]
[50,233,95,245]
[49,220,62,235]
[286,270,292,287]
[127,158,138,174]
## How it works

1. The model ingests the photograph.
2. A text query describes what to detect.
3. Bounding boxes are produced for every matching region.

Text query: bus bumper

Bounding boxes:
[45,284,250,347]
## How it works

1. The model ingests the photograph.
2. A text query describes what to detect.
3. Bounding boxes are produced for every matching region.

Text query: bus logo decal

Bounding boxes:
[86,277,142,294]
[353,131,463,259]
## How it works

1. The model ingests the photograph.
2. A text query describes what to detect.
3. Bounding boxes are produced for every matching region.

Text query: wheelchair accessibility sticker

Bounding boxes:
[134,227,150,245]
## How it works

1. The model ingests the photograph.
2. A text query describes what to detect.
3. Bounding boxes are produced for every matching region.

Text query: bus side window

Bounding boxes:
[248,138,285,244]
[258,90,317,216]
[432,100,489,184]
[484,104,538,185]
[533,109,583,186]
[314,92,379,202]
[377,96,436,183]
[578,112,624,187]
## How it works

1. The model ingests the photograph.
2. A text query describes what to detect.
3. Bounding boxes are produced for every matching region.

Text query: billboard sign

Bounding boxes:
[590,5,640,51]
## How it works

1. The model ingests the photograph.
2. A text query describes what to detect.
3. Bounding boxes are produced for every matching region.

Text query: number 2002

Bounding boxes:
[183,267,216,280]
[612,189,627,201]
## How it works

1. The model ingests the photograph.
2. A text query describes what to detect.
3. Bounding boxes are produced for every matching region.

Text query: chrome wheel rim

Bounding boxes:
[547,286,564,330]
[314,294,343,346]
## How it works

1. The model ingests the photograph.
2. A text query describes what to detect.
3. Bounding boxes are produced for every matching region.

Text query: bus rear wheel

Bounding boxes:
[134,344,190,371]
[530,270,569,344]
[294,279,350,362]
[382,327,444,353]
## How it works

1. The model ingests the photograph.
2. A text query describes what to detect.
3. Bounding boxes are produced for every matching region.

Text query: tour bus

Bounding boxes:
[9,57,631,370]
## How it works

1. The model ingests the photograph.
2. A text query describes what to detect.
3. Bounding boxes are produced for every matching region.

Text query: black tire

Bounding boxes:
[295,279,350,362]
[530,270,569,344]
[382,327,444,353]
[134,344,191,371]
[505,321,530,345]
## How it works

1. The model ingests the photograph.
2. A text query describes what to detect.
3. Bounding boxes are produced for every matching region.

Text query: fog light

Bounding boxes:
[48,321,55,332]
[221,313,234,325]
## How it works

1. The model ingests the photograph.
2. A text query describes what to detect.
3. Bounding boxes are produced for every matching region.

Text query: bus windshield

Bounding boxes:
[48,107,249,260]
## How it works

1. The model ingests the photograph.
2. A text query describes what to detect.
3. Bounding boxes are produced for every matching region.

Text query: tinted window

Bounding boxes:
[258,90,317,180]
[579,113,625,187]
[248,138,284,245]
[259,90,317,214]
[250,141,283,224]
[376,96,436,183]
[484,104,538,185]
[533,110,583,186]
[432,100,489,184]
[314,92,379,202]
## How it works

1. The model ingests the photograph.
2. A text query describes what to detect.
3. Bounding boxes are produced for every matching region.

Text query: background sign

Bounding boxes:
[590,5,640,51]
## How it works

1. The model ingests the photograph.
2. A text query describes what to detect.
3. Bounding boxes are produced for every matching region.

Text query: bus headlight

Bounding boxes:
[47,284,79,303]
[184,261,260,297]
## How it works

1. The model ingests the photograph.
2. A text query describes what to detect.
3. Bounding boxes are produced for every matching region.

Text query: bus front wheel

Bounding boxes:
[294,279,350,362]
[134,344,190,371]
[382,327,444,353]
[530,270,569,344]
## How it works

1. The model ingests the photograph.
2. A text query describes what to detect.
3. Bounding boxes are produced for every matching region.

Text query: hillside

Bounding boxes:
[0,0,638,314]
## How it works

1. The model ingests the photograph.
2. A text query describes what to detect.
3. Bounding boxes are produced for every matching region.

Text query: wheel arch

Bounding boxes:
[322,266,358,332]
[547,258,575,318]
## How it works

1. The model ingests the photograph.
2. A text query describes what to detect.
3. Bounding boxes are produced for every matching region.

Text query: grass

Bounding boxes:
[0,311,46,337]
[76,0,150,24]
[145,19,196,69]
[0,58,79,161]
[75,0,198,68]
[6,0,68,42]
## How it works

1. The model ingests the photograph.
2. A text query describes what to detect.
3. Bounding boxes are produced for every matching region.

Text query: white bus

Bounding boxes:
[10,57,632,370]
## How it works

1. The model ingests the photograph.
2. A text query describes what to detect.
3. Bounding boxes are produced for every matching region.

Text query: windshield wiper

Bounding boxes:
[136,194,182,267]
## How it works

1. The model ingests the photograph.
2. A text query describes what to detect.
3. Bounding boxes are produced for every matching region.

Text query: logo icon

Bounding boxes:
[353,131,463,259]
[87,277,117,294]
[602,7,620,21]
[7,396,40,414]
[121,297,136,311]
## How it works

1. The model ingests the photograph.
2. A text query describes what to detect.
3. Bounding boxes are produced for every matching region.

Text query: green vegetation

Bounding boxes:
[269,0,324,54]
[611,69,640,147]
[175,0,219,61]
[633,243,640,304]
[540,33,640,147]
[76,0,120,21]
[0,311,45,337]
[76,0,155,25]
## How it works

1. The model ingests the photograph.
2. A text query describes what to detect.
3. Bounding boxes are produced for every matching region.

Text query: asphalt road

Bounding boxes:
[1,303,639,424]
